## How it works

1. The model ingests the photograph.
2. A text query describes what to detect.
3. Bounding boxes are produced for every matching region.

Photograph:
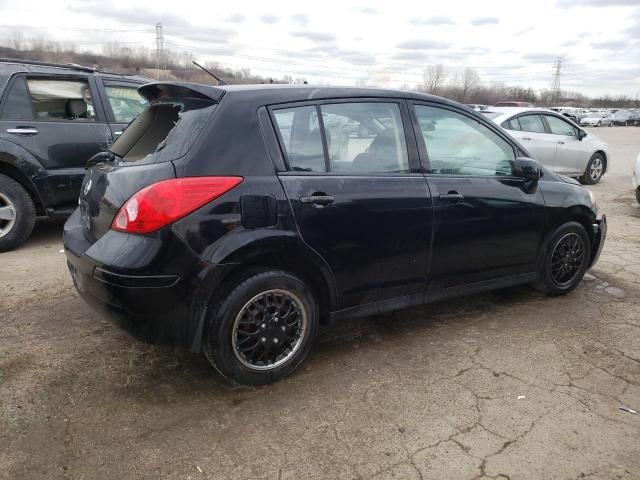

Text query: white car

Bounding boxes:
[580,112,614,127]
[483,107,610,184]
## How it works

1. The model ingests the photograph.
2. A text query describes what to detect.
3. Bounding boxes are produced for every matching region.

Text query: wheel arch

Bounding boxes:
[594,150,608,174]
[199,233,337,323]
[0,140,47,212]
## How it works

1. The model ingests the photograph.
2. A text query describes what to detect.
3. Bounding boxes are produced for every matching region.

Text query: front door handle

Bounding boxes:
[557,141,565,144]
[439,191,464,203]
[114,131,123,136]
[6,127,38,135]
[521,137,532,141]
[300,194,334,206]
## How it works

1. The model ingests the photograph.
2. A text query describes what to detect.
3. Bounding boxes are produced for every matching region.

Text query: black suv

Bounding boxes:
[0,59,149,251]
[64,82,606,385]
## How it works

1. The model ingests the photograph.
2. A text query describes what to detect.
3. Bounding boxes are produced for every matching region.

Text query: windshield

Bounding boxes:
[110,98,216,164]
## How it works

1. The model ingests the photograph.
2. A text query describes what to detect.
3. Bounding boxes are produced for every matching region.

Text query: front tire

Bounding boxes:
[636,187,640,205]
[0,174,36,252]
[533,222,591,296]
[203,271,319,386]
[580,153,605,185]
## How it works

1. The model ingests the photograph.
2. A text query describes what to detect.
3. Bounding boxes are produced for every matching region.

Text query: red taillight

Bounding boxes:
[111,176,243,234]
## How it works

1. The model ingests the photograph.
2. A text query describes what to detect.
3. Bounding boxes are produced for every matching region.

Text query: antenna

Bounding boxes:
[551,56,563,106]
[192,60,228,85]
[155,22,164,80]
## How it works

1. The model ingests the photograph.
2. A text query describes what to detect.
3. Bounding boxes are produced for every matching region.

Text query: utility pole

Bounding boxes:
[155,22,164,80]
[551,56,563,106]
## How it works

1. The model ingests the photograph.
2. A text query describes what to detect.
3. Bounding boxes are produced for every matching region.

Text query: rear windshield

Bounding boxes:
[110,97,216,164]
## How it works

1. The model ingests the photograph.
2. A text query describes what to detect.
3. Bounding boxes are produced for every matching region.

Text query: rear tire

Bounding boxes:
[579,153,605,185]
[0,174,36,252]
[636,187,640,205]
[532,222,591,296]
[203,271,319,386]
[597,121,601,127]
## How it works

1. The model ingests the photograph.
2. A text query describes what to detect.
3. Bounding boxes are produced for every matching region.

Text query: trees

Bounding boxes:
[422,64,447,95]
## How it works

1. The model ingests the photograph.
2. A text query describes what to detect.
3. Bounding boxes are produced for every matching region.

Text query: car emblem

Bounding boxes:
[83,179,92,196]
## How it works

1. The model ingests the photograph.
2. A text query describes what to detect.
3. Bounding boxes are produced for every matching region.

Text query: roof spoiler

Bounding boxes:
[138,82,225,103]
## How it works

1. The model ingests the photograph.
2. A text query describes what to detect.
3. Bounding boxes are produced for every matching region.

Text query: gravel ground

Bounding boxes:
[1,127,639,480]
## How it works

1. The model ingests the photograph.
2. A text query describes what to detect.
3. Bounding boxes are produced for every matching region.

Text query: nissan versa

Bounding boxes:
[64,83,606,385]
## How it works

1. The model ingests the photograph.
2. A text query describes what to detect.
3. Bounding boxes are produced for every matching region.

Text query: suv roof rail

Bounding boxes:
[0,58,96,73]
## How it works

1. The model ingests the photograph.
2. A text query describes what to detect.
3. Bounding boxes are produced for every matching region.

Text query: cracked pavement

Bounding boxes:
[1,127,639,479]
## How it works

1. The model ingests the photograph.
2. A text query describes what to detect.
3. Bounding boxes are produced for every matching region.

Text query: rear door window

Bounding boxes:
[319,102,409,173]
[517,114,546,133]
[110,98,216,164]
[26,78,96,121]
[272,102,410,174]
[103,84,148,123]
[0,76,33,120]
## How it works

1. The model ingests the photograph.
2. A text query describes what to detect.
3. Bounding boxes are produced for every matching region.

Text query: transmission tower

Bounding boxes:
[155,22,164,80]
[551,57,563,105]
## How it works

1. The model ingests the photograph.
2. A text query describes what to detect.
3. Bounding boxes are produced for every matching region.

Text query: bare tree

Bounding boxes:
[422,64,447,94]
[10,31,24,51]
[453,67,481,103]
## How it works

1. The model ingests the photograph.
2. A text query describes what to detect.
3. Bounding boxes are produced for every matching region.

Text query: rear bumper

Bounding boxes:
[64,208,224,351]
[589,214,606,268]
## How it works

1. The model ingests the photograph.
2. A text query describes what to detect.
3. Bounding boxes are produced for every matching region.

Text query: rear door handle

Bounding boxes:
[521,137,532,141]
[300,194,334,206]
[439,192,464,203]
[114,131,123,136]
[557,141,565,144]
[6,127,38,135]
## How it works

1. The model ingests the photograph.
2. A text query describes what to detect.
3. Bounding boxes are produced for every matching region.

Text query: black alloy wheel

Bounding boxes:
[549,233,586,288]
[232,289,307,371]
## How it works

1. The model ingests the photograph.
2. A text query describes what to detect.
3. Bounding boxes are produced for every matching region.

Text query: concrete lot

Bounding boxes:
[1,127,639,480]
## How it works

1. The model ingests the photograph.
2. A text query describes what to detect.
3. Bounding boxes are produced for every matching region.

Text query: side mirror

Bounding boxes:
[513,157,541,182]
[577,129,587,141]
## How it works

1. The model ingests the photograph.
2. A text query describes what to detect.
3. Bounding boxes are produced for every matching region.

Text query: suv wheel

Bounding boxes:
[203,271,319,385]
[533,222,591,296]
[0,174,36,252]
[580,153,605,185]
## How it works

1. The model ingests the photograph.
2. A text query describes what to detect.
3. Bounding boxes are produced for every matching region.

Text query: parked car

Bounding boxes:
[611,110,638,126]
[466,104,489,111]
[64,83,606,385]
[556,107,587,123]
[494,101,535,107]
[483,107,610,184]
[580,112,613,127]
[0,58,149,251]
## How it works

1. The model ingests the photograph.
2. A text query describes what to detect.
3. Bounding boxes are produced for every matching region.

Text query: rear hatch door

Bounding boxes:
[79,82,224,240]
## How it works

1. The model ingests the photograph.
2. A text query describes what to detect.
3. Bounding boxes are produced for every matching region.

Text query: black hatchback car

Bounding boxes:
[64,82,606,385]
[0,59,149,251]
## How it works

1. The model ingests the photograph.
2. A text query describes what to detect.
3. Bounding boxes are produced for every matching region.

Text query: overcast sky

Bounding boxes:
[0,0,639,96]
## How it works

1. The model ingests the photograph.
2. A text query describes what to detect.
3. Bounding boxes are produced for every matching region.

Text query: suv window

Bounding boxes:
[104,84,148,123]
[0,76,33,120]
[544,115,577,136]
[415,105,514,176]
[26,78,96,121]
[319,103,409,173]
[517,114,546,133]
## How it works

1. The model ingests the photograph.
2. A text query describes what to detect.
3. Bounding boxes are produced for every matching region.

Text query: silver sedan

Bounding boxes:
[483,107,610,184]
[580,112,614,127]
